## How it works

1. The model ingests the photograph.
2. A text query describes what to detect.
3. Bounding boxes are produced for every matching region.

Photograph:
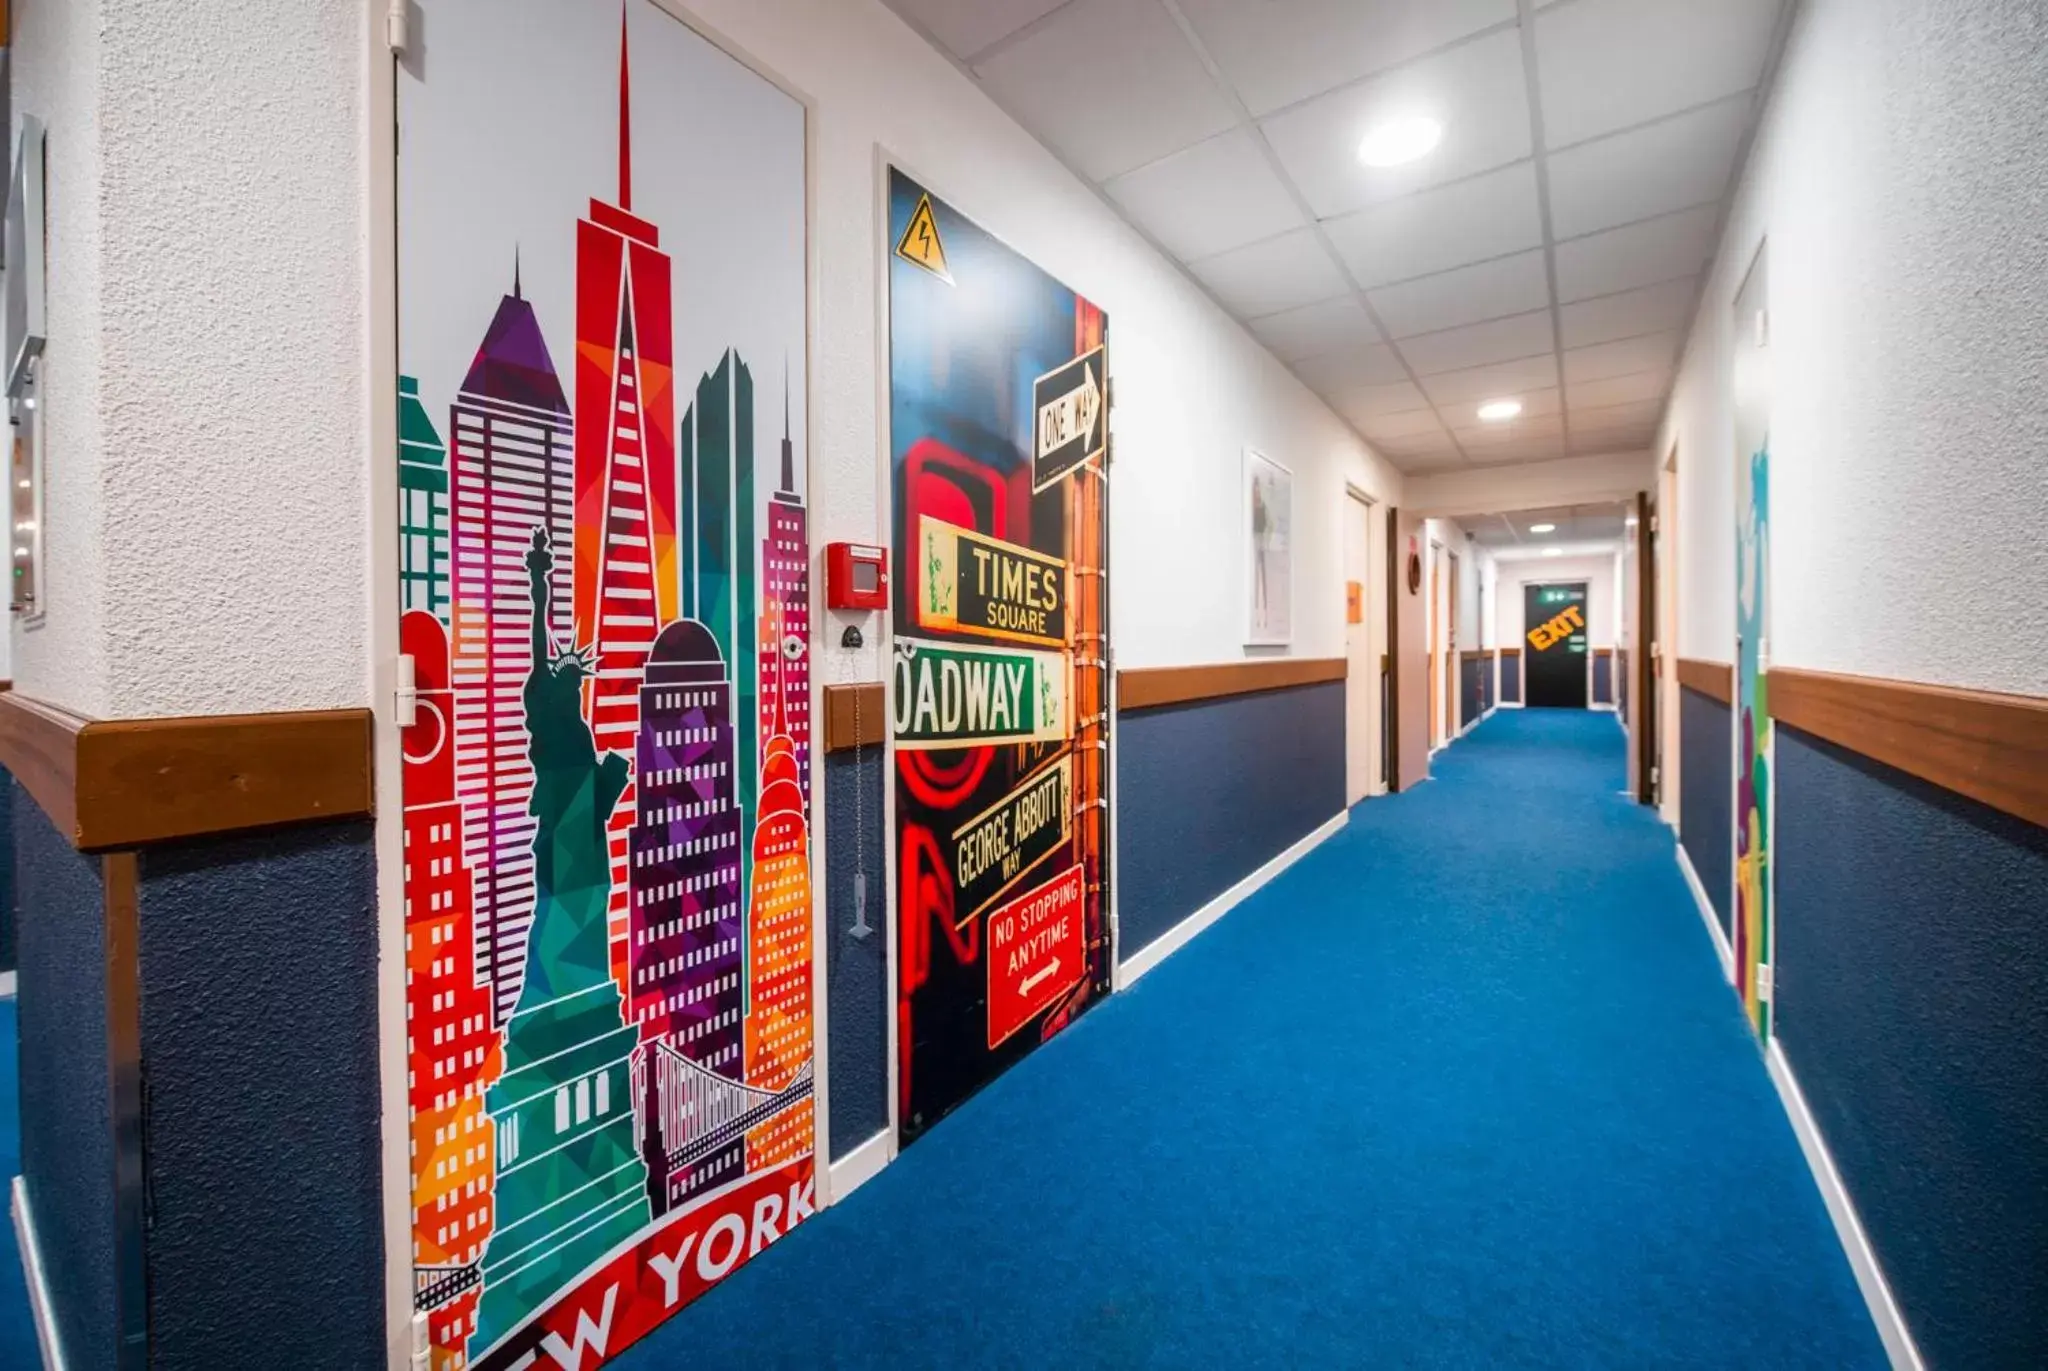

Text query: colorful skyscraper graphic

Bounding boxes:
[760,372,811,806]
[628,621,744,1054]
[476,534,650,1348]
[449,272,576,1025]
[400,611,498,1371]
[744,610,812,1172]
[680,352,759,894]
[400,376,452,617]
[573,18,682,1000]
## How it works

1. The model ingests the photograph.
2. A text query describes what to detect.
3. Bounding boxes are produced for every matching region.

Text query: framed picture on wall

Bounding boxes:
[1245,447,1293,645]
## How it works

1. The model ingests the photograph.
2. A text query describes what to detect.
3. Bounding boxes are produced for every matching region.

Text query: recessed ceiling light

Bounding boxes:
[1542,547,1563,557]
[1358,115,1444,169]
[1528,522,1557,534]
[1476,398,1523,423]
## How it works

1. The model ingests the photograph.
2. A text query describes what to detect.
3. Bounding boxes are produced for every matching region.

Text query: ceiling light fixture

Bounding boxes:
[1542,547,1563,557]
[1528,522,1557,534]
[1476,398,1523,423]
[1358,115,1444,169]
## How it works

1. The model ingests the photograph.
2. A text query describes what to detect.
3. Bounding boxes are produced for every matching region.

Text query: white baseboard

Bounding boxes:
[1115,810,1348,990]
[13,1177,68,1371]
[825,1129,892,1206]
[1591,701,1617,713]
[1766,1041,1924,1371]
[1498,700,1524,709]
[0,970,16,999]
[1674,842,1734,983]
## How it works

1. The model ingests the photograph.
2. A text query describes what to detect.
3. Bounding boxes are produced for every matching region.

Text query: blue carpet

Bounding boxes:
[634,710,1881,1367]
[0,995,39,1367]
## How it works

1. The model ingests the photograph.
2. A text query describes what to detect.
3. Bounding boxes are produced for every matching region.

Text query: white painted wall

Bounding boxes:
[1494,554,1617,650]
[1659,0,2048,693]
[11,0,370,718]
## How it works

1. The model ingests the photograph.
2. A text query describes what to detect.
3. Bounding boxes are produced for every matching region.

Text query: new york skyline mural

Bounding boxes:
[397,3,812,1366]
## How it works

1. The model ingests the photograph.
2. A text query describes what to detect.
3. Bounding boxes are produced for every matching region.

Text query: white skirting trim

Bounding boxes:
[825,1129,892,1206]
[0,970,16,999]
[1115,810,1348,990]
[1765,1041,1925,1371]
[13,1177,69,1371]
[1498,700,1524,709]
[1675,842,1734,983]
[1591,701,1618,713]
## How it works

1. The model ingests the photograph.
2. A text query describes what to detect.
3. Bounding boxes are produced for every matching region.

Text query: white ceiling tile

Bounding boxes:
[1189,228,1350,318]
[1324,163,1543,288]
[1442,385,1561,427]
[1553,206,1718,303]
[1560,278,1696,349]
[1546,96,1751,240]
[1374,429,1462,461]
[1104,130,1307,262]
[1177,0,1516,118]
[1457,412,1564,447]
[1455,434,1569,465]
[1569,422,1659,456]
[1338,380,1430,418]
[1252,297,1384,361]
[1260,29,1532,220]
[1562,331,1679,385]
[1569,399,1666,431]
[886,0,1071,61]
[1356,407,1450,441]
[1418,353,1561,407]
[974,0,1241,181]
[1395,309,1555,376]
[1568,369,1670,410]
[1535,0,1782,148]
[1290,342,1409,392]
[1367,249,1551,339]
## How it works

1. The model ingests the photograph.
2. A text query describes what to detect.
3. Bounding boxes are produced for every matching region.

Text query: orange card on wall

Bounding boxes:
[1345,580,1363,624]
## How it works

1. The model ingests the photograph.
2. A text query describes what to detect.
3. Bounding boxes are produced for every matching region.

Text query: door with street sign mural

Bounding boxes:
[395,4,813,1366]
[1733,247,1774,1039]
[887,169,1112,1145]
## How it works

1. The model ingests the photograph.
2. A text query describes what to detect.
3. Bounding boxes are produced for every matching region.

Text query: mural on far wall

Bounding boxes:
[1736,441,1773,1037]
[396,3,812,1366]
[888,169,1113,1146]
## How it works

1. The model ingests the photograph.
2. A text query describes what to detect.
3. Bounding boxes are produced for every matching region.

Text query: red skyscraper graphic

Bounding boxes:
[400,611,499,1370]
[760,373,811,807]
[575,17,680,996]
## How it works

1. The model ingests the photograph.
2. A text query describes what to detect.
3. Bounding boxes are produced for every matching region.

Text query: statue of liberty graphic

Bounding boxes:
[474,529,650,1353]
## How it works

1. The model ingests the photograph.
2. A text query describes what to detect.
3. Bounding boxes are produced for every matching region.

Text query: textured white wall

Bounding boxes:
[9,0,110,711]
[11,0,369,718]
[1660,0,2048,692]
[678,0,1403,675]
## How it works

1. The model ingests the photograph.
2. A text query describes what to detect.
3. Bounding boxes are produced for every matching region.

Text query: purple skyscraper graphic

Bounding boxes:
[449,268,576,1023]
[627,618,746,1213]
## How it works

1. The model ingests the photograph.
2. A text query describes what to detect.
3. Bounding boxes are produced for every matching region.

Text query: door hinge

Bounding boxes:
[396,652,420,727]
[386,0,411,55]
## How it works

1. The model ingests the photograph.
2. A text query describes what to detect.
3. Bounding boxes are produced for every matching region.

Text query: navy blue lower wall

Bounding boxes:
[1501,655,1521,705]
[12,781,119,1371]
[1116,681,1344,961]
[0,772,15,974]
[1678,688,1732,935]
[825,749,888,1161]
[1775,729,2048,1370]
[137,820,383,1368]
[1459,657,1482,730]
[1593,652,1613,704]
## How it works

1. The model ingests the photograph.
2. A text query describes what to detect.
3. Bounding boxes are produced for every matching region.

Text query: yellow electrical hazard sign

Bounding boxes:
[896,193,954,284]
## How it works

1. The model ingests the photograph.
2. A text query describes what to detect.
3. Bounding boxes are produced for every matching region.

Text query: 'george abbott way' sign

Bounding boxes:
[891,637,1069,750]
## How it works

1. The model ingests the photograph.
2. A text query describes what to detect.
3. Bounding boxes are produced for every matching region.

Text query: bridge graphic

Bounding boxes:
[640,1042,814,1175]
[414,1048,813,1314]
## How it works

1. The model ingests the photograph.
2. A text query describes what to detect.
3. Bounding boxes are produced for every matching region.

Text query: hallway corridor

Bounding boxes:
[620,710,1882,1369]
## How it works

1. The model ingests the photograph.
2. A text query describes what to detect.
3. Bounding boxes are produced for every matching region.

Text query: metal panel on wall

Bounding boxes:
[395,4,813,1365]
[886,170,1112,1146]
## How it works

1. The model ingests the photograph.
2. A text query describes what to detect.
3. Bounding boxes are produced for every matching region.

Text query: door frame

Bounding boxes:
[1342,484,1385,804]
